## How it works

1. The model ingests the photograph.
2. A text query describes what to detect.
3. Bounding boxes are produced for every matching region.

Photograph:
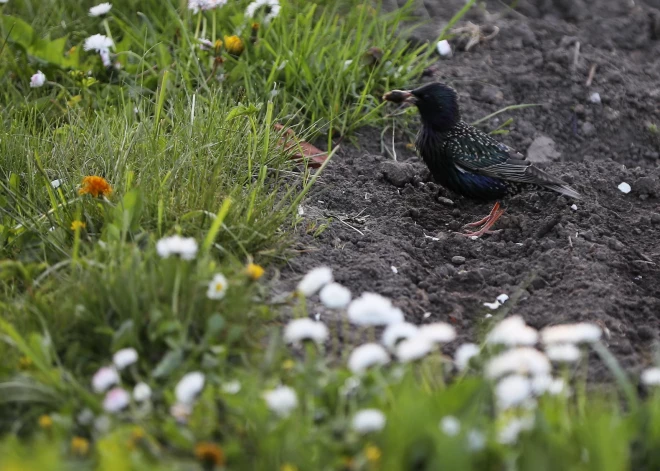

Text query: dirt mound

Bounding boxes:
[283,0,660,373]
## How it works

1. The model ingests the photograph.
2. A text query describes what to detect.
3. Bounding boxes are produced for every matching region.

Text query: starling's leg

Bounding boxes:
[463,202,501,228]
[461,204,505,237]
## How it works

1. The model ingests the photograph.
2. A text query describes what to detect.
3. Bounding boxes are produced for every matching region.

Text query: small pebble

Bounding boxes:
[391,266,398,274]
[436,40,452,57]
[496,294,509,304]
[438,197,455,206]
[618,182,631,193]
[589,92,601,104]
[451,256,466,265]
[571,204,577,211]
[423,312,431,319]
[483,301,500,310]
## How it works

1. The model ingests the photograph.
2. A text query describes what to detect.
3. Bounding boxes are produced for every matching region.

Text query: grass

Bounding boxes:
[2,0,660,470]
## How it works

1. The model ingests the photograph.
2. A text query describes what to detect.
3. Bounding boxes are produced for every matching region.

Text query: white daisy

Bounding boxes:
[50,179,62,189]
[30,71,46,88]
[545,344,581,363]
[348,343,390,374]
[297,266,333,296]
[170,402,192,423]
[133,382,152,402]
[83,34,114,52]
[156,235,198,260]
[440,416,461,436]
[454,343,480,371]
[188,0,227,13]
[486,316,538,347]
[283,318,329,345]
[103,387,130,412]
[347,292,404,326]
[245,0,281,23]
[319,282,351,309]
[382,322,419,350]
[467,429,486,451]
[498,415,535,444]
[89,3,112,16]
[486,347,551,379]
[174,371,205,404]
[207,273,228,300]
[396,336,434,363]
[92,366,119,393]
[642,367,660,386]
[541,323,602,345]
[263,385,298,417]
[418,322,456,344]
[352,409,386,434]
[495,374,532,410]
[221,380,241,394]
[112,347,138,370]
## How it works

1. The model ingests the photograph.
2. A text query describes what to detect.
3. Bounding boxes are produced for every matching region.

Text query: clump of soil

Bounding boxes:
[282,0,660,373]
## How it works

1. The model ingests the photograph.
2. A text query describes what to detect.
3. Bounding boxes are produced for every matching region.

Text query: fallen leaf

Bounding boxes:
[274,123,328,168]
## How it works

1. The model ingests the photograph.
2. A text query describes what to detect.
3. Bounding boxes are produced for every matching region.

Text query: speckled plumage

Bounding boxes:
[396,83,580,202]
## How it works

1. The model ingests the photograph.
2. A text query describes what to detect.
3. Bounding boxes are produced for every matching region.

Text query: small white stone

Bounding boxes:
[571,204,578,211]
[436,39,452,57]
[589,92,601,104]
[618,182,631,194]
[391,266,398,274]
[496,294,509,304]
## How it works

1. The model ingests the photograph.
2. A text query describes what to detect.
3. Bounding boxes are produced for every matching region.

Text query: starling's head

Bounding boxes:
[383,82,460,131]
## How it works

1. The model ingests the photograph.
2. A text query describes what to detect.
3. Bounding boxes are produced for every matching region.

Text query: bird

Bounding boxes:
[383,82,580,237]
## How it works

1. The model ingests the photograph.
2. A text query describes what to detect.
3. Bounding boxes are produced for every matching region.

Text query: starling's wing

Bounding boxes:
[450,124,581,199]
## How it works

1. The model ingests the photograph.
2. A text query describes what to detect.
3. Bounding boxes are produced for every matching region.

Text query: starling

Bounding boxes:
[383,82,580,237]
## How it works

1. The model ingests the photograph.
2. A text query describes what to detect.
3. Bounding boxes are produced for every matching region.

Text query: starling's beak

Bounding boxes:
[382,90,417,105]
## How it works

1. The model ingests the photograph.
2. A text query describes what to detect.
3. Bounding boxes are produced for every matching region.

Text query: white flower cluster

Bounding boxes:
[91,348,151,414]
[483,316,602,444]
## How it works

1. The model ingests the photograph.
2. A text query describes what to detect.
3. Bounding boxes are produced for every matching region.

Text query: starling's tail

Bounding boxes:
[544,182,581,199]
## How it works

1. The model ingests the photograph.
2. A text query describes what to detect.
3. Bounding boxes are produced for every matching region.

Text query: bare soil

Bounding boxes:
[283,0,660,373]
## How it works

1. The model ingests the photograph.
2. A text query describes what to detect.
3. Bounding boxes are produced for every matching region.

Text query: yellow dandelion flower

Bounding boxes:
[71,436,90,456]
[18,356,33,369]
[194,442,225,467]
[282,359,295,370]
[246,263,265,281]
[224,35,244,55]
[38,415,53,430]
[364,445,381,463]
[70,220,86,231]
[281,464,298,471]
[79,176,112,197]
